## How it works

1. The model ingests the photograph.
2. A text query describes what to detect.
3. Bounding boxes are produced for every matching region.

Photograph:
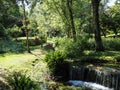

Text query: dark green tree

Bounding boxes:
[91,0,104,51]
[0,0,21,38]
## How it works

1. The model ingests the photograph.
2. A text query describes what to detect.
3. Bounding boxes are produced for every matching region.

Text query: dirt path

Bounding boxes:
[31,49,46,59]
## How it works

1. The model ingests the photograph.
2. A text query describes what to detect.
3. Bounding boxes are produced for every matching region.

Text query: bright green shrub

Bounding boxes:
[7,72,38,90]
[55,35,89,58]
[38,34,47,44]
[44,51,65,73]
[6,25,22,38]
[44,51,69,81]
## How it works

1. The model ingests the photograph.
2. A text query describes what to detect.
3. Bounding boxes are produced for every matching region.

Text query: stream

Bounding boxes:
[68,80,113,90]
[69,66,120,90]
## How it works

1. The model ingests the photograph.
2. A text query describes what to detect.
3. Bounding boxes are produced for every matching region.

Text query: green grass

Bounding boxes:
[0,53,36,71]
[0,48,49,81]
[17,37,35,40]
[83,50,119,60]
[70,50,120,70]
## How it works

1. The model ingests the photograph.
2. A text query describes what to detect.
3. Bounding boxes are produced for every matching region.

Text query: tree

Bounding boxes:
[91,0,104,51]
[66,0,76,41]
[0,0,21,38]
[18,0,39,53]
[43,0,77,41]
[20,0,31,53]
[100,1,120,37]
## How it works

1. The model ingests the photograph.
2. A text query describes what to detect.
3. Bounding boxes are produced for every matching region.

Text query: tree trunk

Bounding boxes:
[22,0,30,53]
[67,0,76,41]
[92,0,104,51]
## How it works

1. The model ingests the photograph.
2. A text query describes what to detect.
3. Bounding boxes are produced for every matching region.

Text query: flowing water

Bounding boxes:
[68,80,113,90]
[69,66,120,90]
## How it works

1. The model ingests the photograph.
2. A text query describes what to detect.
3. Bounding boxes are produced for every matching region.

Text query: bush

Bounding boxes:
[44,51,69,81]
[7,72,38,90]
[103,38,120,51]
[6,25,22,38]
[38,34,47,44]
[0,40,25,53]
[55,35,89,58]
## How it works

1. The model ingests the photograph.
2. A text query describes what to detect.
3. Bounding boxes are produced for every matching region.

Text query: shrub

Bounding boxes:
[7,72,38,90]
[55,34,89,58]
[44,51,69,81]
[38,34,47,44]
[6,25,22,38]
[0,40,25,53]
[103,38,120,51]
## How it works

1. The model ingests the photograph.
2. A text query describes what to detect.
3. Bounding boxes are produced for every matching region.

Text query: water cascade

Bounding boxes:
[69,66,120,90]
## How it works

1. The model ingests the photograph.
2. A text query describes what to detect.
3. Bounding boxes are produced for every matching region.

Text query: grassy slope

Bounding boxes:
[0,53,36,71]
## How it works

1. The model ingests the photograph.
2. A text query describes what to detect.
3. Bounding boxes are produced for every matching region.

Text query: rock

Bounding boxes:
[42,43,54,50]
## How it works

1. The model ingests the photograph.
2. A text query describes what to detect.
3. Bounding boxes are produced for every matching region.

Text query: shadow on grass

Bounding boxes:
[70,51,120,67]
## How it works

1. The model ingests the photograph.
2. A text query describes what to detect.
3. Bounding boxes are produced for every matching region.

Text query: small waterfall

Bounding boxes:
[68,80,113,90]
[70,66,120,90]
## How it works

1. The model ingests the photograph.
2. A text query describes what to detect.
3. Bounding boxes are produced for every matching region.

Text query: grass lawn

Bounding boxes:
[0,46,47,74]
[0,53,36,71]
[70,50,120,70]
[0,49,49,90]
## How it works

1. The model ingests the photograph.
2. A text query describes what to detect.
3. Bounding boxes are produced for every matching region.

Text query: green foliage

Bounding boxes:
[0,23,6,37]
[103,38,120,51]
[55,35,89,58]
[44,51,65,74]
[100,2,120,36]
[44,50,69,81]
[0,40,25,53]
[86,37,120,51]
[6,25,22,38]
[0,0,21,31]
[38,34,47,44]
[20,36,46,46]
[7,72,38,90]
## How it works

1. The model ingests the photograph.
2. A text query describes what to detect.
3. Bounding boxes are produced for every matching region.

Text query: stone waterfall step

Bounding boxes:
[70,66,120,90]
